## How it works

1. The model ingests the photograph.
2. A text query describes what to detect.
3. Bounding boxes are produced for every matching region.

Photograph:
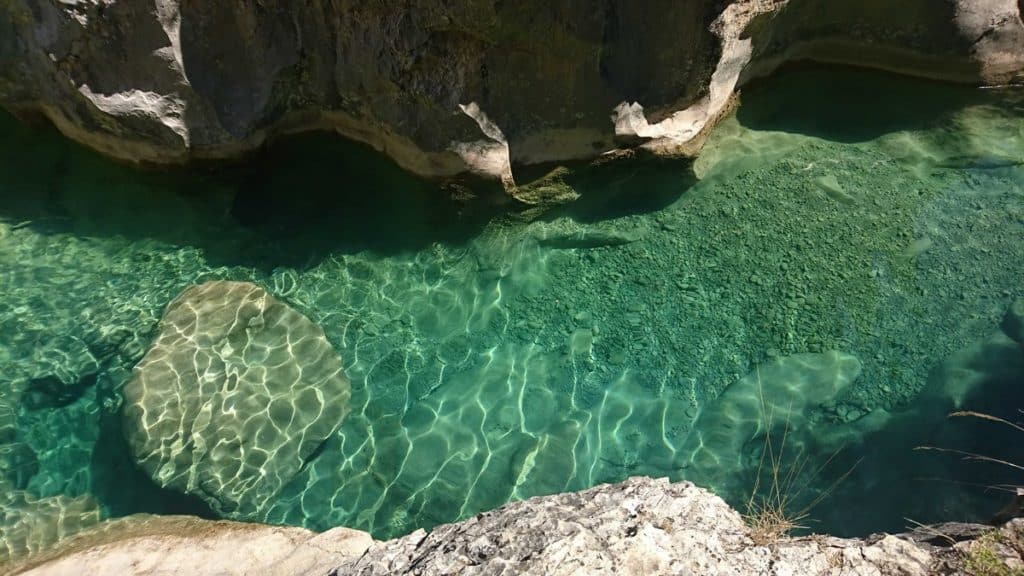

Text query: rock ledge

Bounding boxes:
[1,0,1022,185]
[7,477,1023,576]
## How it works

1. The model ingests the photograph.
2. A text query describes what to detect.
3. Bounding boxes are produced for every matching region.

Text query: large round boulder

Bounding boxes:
[122,281,350,516]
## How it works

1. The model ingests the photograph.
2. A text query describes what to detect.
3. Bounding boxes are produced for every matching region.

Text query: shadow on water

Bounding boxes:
[524,157,696,224]
[714,330,1024,539]
[0,108,697,272]
[1,62,1022,542]
[0,110,690,272]
[227,131,513,268]
[736,65,992,142]
[782,328,1024,537]
[0,111,514,272]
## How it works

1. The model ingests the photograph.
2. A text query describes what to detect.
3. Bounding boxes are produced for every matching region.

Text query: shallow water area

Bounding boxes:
[0,67,1022,559]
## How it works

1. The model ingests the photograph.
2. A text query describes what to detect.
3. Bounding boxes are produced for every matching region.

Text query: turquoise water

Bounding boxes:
[1,67,1023,558]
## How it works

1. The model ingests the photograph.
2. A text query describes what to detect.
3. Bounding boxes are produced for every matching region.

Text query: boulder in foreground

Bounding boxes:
[10,477,1024,575]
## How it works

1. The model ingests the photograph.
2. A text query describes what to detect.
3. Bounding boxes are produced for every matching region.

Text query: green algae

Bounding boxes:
[0,67,1022,558]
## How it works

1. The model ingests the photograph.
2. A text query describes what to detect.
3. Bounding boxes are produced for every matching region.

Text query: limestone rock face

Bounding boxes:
[121,281,350,516]
[1,1,1021,182]
[335,476,938,576]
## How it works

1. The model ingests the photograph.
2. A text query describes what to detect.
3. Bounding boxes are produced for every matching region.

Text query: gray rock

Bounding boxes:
[121,281,351,516]
[332,477,934,575]
[1,1,1021,182]
[8,477,1024,575]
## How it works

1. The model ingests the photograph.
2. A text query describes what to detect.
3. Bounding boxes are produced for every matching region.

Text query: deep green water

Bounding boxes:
[1,68,1023,555]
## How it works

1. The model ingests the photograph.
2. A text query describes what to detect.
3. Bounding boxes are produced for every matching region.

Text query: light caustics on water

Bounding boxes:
[0,68,1023,560]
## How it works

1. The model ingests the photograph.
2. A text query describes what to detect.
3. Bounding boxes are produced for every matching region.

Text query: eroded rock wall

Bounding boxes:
[743,0,1024,84]
[0,0,1022,183]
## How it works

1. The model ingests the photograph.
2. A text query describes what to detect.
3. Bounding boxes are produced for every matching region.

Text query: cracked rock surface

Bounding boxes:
[8,477,1023,575]
[1,1,1021,183]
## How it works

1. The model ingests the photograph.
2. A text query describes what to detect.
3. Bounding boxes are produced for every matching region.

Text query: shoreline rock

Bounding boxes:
[6,477,1022,575]
[4,514,373,576]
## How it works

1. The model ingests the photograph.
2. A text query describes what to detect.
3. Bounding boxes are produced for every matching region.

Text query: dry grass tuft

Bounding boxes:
[915,409,1024,493]
[916,408,1024,574]
[743,386,860,546]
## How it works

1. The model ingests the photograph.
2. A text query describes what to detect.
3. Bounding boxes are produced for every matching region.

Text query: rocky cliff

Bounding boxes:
[1,0,1022,187]
[5,477,1023,575]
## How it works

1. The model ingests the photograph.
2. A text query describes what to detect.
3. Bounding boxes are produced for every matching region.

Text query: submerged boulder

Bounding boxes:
[122,281,351,516]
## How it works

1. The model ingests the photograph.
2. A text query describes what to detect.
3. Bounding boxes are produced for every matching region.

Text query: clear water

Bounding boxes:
[1,67,1022,555]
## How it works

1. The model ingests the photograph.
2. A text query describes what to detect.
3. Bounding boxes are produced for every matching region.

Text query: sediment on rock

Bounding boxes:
[1,0,1021,185]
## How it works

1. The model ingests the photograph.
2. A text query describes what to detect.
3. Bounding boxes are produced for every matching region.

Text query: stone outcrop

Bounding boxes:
[5,514,373,576]
[7,477,1023,575]
[0,1,1021,185]
[121,281,351,516]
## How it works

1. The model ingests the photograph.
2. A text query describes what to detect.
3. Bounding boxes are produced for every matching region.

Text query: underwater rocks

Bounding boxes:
[536,230,641,250]
[121,281,350,516]
[0,442,38,490]
[335,476,938,575]
[923,298,1024,411]
[21,335,100,409]
[531,218,641,249]
[14,476,1017,576]
[1,334,101,411]
[0,486,102,564]
[681,351,862,485]
[1,1,1022,182]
